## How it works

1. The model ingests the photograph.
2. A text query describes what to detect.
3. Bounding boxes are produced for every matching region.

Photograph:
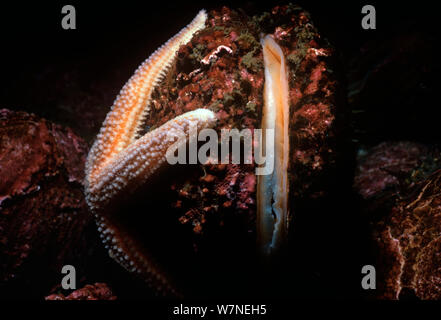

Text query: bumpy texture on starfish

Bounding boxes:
[85,10,216,295]
[86,109,216,211]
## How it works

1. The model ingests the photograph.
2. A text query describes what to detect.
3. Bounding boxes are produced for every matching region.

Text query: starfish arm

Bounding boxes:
[84,10,213,296]
[95,214,177,295]
[86,10,207,181]
[86,108,216,297]
[86,108,216,211]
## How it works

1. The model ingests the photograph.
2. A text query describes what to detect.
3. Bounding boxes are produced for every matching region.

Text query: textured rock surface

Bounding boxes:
[375,170,441,299]
[354,142,441,299]
[45,283,116,300]
[0,109,93,298]
[354,142,433,200]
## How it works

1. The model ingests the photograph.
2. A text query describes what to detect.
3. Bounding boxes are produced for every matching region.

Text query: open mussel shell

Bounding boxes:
[92,5,348,297]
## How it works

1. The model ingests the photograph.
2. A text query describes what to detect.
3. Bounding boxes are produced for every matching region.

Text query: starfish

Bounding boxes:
[85,10,216,295]
[85,7,295,296]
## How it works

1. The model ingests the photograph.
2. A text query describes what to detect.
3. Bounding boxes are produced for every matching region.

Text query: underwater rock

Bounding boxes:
[45,282,116,300]
[354,141,431,200]
[375,170,441,299]
[0,109,93,298]
[354,141,441,299]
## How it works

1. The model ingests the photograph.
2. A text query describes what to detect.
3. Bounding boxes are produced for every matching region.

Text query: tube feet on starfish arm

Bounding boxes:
[85,9,207,188]
[83,9,210,296]
[85,108,216,297]
[85,109,217,211]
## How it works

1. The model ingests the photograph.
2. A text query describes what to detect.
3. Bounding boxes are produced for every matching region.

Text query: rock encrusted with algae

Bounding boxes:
[354,142,433,201]
[354,141,441,299]
[0,109,93,298]
[375,170,441,299]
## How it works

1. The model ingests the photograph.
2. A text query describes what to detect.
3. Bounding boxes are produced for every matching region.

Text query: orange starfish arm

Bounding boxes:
[86,109,216,211]
[86,10,207,183]
[84,10,216,296]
